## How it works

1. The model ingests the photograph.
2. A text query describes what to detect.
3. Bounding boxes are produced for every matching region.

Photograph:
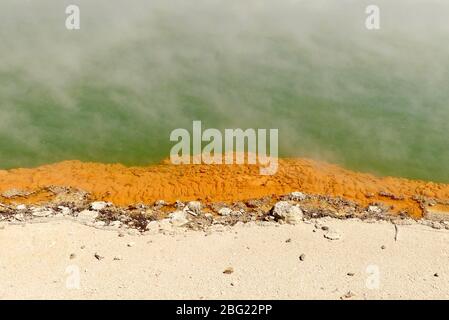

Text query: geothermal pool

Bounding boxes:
[1,0,448,182]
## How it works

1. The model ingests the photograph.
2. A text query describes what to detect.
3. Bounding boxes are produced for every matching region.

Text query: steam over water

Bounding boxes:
[1,0,449,182]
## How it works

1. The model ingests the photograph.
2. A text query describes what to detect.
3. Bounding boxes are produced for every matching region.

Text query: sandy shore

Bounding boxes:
[1,217,448,300]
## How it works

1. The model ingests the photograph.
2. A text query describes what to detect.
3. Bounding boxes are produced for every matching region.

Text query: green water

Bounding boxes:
[1,0,449,182]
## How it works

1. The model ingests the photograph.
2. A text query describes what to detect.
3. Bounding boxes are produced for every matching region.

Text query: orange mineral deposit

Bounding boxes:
[0,157,449,218]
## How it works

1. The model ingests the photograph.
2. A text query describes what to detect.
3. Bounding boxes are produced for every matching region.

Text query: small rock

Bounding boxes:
[58,206,72,215]
[32,208,53,217]
[94,253,104,261]
[434,273,439,277]
[381,245,386,250]
[175,200,185,209]
[168,210,189,227]
[13,214,25,221]
[289,191,307,201]
[368,206,382,214]
[347,272,355,276]
[187,201,202,215]
[272,201,303,225]
[127,242,135,247]
[69,253,76,260]
[218,207,232,216]
[324,230,341,240]
[431,222,443,230]
[113,256,122,261]
[223,267,234,274]
[154,200,166,207]
[77,210,99,222]
[299,254,306,261]
[340,291,356,300]
[90,201,109,211]
[285,238,292,243]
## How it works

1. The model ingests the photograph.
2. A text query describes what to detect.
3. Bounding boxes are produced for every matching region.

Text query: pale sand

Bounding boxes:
[0,218,448,300]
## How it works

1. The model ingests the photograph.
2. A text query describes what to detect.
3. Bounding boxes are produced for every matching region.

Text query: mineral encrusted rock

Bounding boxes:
[271,201,303,224]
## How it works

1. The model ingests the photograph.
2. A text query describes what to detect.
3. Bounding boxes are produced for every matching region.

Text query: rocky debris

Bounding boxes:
[168,210,189,227]
[31,207,54,217]
[285,238,292,243]
[443,222,449,231]
[246,199,263,208]
[153,200,166,210]
[324,230,341,240]
[2,189,33,199]
[208,224,226,233]
[77,210,99,223]
[289,191,307,201]
[425,207,449,221]
[174,200,185,209]
[379,191,404,200]
[431,222,443,230]
[13,213,25,222]
[186,201,202,215]
[368,206,382,214]
[113,256,122,261]
[218,207,232,216]
[271,201,303,224]
[0,189,446,236]
[90,201,109,211]
[49,187,89,207]
[223,267,234,275]
[58,206,72,215]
